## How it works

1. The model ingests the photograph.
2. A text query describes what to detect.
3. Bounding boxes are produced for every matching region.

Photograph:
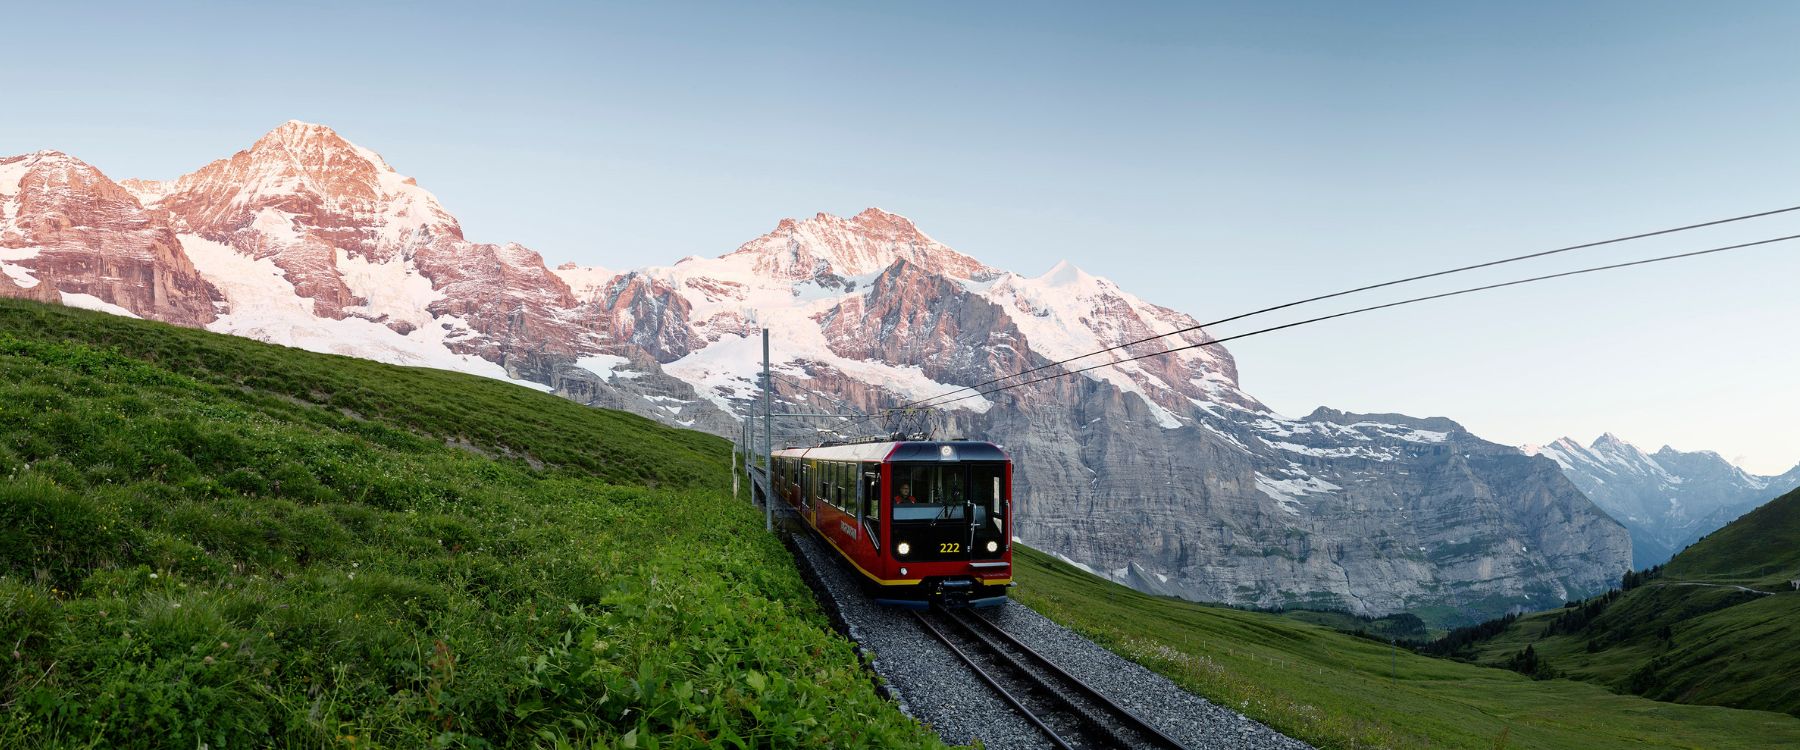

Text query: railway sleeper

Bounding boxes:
[933,610,1138,750]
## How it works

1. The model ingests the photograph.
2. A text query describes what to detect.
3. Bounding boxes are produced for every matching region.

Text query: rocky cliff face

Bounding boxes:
[7,121,1633,624]
[1525,436,1800,568]
[0,151,221,324]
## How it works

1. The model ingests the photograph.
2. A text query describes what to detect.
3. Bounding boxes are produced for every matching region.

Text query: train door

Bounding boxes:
[802,460,816,524]
[859,462,882,551]
[969,463,1008,559]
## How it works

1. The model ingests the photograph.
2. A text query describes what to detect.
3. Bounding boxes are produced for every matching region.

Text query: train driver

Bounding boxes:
[897,483,920,504]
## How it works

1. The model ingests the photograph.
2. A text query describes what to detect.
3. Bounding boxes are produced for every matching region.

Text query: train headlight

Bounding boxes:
[896,542,911,556]
[986,541,999,553]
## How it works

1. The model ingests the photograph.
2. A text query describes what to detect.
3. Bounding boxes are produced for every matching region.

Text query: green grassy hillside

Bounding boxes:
[0,298,941,748]
[1663,486,1800,589]
[1010,545,1800,749]
[1434,487,1800,718]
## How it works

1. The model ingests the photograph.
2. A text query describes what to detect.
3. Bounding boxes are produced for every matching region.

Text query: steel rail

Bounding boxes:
[951,610,1191,750]
[908,610,1075,750]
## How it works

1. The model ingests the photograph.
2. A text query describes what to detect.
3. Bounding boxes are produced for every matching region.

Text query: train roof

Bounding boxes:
[772,440,1009,463]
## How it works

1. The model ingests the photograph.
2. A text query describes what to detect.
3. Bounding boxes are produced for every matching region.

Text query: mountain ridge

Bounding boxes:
[1525,434,1800,568]
[0,121,1633,624]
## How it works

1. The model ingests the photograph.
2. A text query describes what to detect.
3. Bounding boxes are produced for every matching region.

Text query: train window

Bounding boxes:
[839,462,850,511]
[891,464,969,522]
[827,462,838,510]
[831,462,843,511]
[940,466,967,506]
[861,463,882,542]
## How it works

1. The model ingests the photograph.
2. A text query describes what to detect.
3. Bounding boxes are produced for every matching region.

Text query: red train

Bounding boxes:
[773,440,1014,608]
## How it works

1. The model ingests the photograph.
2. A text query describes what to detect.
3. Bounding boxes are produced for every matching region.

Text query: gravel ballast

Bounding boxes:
[786,529,1313,749]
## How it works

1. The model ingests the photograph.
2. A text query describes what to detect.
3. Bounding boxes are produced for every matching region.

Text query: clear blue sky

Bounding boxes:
[8,1,1800,473]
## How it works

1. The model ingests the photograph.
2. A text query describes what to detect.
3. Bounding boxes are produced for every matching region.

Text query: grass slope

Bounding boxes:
[1663,486,1800,589]
[1446,487,1800,717]
[0,299,942,749]
[1010,545,1800,749]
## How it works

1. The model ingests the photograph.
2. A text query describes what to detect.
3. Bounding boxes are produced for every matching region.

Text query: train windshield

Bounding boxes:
[890,463,1006,524]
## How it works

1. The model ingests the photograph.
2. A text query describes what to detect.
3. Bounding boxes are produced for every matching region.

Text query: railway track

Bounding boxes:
[909,608,1190,750]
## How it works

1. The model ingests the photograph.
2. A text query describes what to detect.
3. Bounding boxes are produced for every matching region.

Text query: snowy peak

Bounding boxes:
[982,257,1253,412]
[147,120,463,260]
[1038,259,1102,290]
[1526,434,1673,480]
[717,207,996,282]
[1527,432,1800,567]
[3,149,161,247]
[1523,437,1588,471]
[3,150,113,197]
[1589,433,1665,474]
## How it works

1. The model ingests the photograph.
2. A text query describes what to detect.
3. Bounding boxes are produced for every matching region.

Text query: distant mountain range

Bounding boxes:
[1,121,1634,624]
[1525,435,1800,568]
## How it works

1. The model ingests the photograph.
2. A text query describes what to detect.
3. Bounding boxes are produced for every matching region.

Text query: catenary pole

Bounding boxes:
[762,328,774,532]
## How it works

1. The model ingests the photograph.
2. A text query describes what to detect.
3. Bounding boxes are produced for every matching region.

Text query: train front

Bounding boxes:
[879,441,1013,608]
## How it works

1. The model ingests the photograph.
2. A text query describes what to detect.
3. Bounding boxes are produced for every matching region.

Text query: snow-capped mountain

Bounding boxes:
[2,150,220,325]
[1524,435,1800,568]
[0,122,1632,624]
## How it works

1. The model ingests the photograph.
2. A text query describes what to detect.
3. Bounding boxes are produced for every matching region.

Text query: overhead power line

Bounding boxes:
[896,203,1800,412]
[907,233,1799,410]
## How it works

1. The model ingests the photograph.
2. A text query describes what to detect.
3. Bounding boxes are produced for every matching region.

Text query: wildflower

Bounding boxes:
[203,656,214,665]
[149,573,159,579]
[173,603,182,609]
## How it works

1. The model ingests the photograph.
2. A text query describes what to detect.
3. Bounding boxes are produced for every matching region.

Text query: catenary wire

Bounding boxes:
[893,203,1800,412]
[901,232,1800,412]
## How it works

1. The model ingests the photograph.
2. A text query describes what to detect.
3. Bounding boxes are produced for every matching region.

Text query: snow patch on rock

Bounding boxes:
[181,234,547,390]
[60,292,140,318]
